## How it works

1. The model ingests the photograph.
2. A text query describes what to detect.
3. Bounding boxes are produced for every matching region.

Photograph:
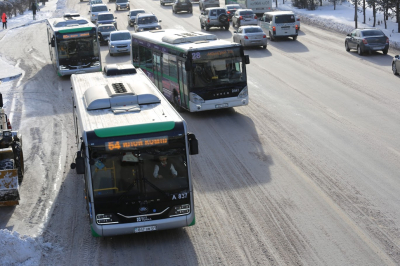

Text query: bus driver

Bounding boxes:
[153,155,177,178]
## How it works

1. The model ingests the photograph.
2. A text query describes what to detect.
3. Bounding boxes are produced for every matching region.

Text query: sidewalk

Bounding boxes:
[0,0,59,81]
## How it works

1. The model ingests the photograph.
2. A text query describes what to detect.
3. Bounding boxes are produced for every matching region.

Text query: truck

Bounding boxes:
[0,93,24,207]
[225,0,272,16]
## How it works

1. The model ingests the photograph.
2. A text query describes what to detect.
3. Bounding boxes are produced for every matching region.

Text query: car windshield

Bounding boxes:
[111,32,131,41]
[98,14,114,20]
[192,57,246,87]
[138,16,158,24]
[362,30,384,37]
[92,6,108,12]
[98,25,116,32]
[244,27,263,33]
[275,15,295,23]
[130,10,145,16]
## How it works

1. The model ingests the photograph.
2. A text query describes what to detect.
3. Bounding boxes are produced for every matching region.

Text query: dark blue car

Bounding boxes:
[345,28,389,55]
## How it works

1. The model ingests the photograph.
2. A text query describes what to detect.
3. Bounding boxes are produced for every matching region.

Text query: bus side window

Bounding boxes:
[139,45,152,70]
[162,54,169,76]
[169,55,177,79]
[132,42,139,63]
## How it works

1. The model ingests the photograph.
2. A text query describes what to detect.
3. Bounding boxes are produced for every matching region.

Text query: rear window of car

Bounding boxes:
[98,25,116,32]
[244,27,263,33]
[92,6,108,12]
[362,30,384,37]
[138,16,158,24]
[210,9,226,16]
[239,11,254,16]
[227,5,239,10]
[130,10,145,16]
[275,15,295,23]
[98,14,114,20]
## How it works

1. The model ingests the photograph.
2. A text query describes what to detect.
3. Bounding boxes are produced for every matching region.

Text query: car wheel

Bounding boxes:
[345,41,350,52]
[240,41,244,48]
[383,48,388,55]
[269,32,274,41]
[262,45,267,49]
[292,36,297,41]
[189,9,192,14]
[205,25,210,31]
[200,22,204,29]
[109,50,113,56]
[357,45,363,56]
[225,25,229,31]
[392,63,398,75]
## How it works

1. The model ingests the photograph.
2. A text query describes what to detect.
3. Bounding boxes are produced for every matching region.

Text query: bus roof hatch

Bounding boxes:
[162,31,217,44]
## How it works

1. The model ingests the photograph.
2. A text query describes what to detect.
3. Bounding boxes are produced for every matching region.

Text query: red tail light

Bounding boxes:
[272,26,276,33]
[263,35,266,38]
[254,15,257,19]
[362,38,368,44]
[207,18,210,23]
[386,37,389,44]
[244,36,248,39]
[227,11,230,14]
[7,119,11,130]
[239,16,243,20]
[297,18,300,21]
[295,25,299,30]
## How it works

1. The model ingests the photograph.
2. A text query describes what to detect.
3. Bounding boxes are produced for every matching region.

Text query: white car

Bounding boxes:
[232,9,258,28]
[108,30,131,56]
[233,26,267,49]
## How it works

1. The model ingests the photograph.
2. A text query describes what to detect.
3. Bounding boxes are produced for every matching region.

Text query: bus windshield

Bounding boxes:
[89,145,189,201]
[191,57,245,87]
[57,35,100,66]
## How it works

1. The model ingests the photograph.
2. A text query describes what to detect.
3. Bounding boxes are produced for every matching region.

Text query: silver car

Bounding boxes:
[392,55,400,75]
[89,4,109,23]
[108,30,131,56]
[232,9,258,28]
[127,9,145,27]
[233,26,267,49]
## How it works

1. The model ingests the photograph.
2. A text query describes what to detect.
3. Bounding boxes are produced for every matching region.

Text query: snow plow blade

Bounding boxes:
[0,169,20,206]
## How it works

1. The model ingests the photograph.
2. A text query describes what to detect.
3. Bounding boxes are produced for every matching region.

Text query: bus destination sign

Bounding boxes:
[105,136,168,151]
[62,32,90,39]
[192,48,241,60]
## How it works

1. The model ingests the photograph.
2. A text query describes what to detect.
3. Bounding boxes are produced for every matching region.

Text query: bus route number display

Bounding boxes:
[105,136,168,151]
[62,32,90,39]
[191,48,240,60]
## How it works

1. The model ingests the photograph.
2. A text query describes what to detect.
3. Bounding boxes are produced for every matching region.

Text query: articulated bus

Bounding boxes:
[70,64,199,237]
[131,29,250,112]
[46,14,101,76]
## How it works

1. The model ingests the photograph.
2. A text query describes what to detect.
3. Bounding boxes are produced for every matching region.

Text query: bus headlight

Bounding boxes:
[59,65,68,70]
[238,86,248,98]
[189,92,205,103]
[96,214,119,224]
[170,204,190,217]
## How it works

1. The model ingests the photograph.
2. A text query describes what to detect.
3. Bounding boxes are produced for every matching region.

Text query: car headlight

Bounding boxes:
[138,28,144,32]
[190,92,205,103]
[96,214,119,224]
[169,204,191,217]
[111,45,115,48]
[92,14,95,17]
[238,86,248,98]
[155,26,161,30]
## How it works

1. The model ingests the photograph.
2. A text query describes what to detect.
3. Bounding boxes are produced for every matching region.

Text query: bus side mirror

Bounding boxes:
[187,133,198,155]
[185,60,191,71]
[244,55,250,64]
[70,151,85,174]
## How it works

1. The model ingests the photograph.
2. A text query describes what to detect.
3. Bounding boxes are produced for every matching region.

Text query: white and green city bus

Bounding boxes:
[46,14,101,76]
[131,29,250,112]
[70,64,198,237]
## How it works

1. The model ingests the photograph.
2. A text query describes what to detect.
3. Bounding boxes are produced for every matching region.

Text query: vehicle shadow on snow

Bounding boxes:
[181,108,273,193]
[345,51,394,67]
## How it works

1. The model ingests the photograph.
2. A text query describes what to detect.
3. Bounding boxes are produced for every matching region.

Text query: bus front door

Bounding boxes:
[178,61,188,109]
[153,53,163,92]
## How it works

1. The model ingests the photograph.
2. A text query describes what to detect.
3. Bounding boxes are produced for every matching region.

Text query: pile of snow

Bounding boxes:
[0,229,52,266]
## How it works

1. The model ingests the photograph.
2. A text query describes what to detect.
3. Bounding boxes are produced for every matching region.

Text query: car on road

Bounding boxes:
[199,0,219,11]
[96,12,117,29]
[233,25,267,49]
[97,24,117,45]
[199,7,229,31]
[108,30,131,56]
[345,28,389,55]
[88,0,102,6]
[172,0,193,14]
[259,11,298,41]
[225,4,240,19]
[127,9,145,27]
[89,4,109,23]
[115,0,130,11]
[134,13,162,32]
[160,0,174,5]
[392,55,400,75]
[232,9,258,28]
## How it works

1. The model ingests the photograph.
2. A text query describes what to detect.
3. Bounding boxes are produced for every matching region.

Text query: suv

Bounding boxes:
[199,0,220,11]
[89,4,109,23]
[232,9,258,28]
[115,0,129,11]
[172,0,193,14]
[96,12,117,29]
[199,7,229,31]
[135,13,162,32]
[127,9,145,27]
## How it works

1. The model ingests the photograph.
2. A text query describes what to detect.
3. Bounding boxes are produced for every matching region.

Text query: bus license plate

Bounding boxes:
[216,103,228,108]
[134,226,157,233]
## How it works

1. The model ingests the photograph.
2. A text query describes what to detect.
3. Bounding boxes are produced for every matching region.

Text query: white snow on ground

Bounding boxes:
[1,0,400,263]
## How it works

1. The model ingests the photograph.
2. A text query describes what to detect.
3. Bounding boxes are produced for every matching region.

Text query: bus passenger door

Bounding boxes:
[153,53,163,92]
[178,61,188,108]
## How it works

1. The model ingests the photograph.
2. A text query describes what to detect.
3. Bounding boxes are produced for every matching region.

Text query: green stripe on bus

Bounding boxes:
[189,216,195,226]
[94,121,176,137]
[58,27,94,33]
[91,226,101,237]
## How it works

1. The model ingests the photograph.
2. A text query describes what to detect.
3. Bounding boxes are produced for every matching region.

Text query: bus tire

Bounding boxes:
[14,141,24,184]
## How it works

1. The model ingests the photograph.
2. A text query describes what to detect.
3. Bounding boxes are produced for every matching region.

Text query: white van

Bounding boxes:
[199,0,220,11]
[258,11,298,41]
